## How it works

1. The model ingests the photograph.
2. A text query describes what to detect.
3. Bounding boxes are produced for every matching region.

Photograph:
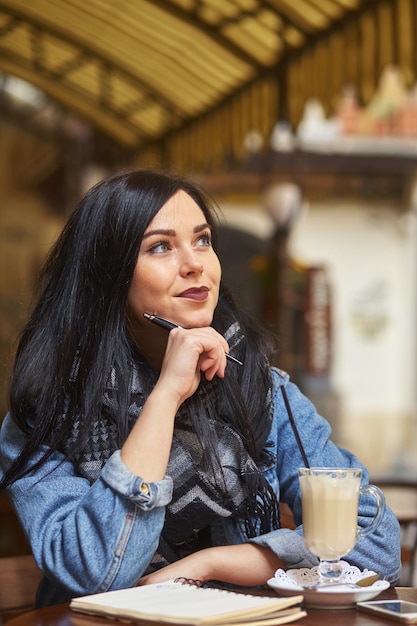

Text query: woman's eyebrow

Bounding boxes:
[143,223,211,239]
[143,228,175,239]
[194,223,211,233]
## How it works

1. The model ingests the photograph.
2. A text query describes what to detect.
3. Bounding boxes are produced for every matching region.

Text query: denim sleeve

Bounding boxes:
[251,368,401,585]
[0,413,172,596]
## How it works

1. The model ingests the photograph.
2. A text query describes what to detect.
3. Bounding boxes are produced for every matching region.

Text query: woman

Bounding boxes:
[0,169,400,606]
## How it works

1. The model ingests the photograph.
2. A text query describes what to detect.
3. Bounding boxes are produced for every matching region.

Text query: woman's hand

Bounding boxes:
[121,325,229,482]
[156,326,229,405]
[138,544,285,587]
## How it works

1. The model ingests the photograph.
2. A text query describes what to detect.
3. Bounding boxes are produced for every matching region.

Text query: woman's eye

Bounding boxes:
[197,233,212,247]
[148,241,170,254]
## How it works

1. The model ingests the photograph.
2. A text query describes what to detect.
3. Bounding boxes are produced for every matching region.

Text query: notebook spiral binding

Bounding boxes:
[174,577,203,587]
[174,577,229,590]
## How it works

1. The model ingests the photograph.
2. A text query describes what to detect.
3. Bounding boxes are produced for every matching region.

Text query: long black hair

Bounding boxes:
[0,169,276,491]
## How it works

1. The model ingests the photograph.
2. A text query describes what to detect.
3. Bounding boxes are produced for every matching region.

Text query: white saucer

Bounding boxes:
[267,564,390,609]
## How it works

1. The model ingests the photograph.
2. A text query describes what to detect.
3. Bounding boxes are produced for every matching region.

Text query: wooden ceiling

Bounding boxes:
[2,0,409,155]
[0,0,417,176]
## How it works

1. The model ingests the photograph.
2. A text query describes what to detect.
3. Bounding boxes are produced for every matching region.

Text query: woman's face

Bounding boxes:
[128,190,221,331]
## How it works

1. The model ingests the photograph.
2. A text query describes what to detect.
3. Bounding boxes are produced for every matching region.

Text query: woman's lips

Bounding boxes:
[178,287,209,301]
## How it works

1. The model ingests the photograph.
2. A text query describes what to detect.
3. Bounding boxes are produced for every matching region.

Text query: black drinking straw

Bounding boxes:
[280,386,310,468]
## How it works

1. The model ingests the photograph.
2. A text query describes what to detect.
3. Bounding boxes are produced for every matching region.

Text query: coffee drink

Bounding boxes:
[298,467,385,582]
[300,471,359,559]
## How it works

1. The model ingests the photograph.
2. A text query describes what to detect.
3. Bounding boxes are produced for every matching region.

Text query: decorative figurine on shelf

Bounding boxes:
[335,83,361,136]
[297,98,339,144]
[365,64,407,136]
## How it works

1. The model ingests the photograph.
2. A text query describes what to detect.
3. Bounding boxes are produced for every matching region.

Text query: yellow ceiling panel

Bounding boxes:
[108,75,147,111]
[308,0,348,18]
[223,20,280,66]
[267,0,332,30]
[130,104,172,136]
[283,25,306,47]
[258,9,283,30]
[64,63,102,99]
[0,21,32,57]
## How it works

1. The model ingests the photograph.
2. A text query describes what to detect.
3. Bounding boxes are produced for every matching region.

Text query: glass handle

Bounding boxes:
[358,484,385,537]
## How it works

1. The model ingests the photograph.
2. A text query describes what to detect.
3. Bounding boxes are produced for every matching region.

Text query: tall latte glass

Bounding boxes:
[298,468,385,583]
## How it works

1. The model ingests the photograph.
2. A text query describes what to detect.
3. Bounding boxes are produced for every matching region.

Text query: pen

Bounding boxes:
[143,312,243,365]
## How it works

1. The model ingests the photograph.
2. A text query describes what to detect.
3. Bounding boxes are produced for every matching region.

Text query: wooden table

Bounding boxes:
[5,588,417,626]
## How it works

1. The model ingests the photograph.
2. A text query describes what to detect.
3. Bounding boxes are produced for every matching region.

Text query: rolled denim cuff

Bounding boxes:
[101,450,173,509]
[249,528,319,569]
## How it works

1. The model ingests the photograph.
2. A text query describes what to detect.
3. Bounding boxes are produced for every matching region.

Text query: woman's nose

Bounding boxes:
[179,250,204,276]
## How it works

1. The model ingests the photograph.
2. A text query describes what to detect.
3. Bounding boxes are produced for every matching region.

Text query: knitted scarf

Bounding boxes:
[59,322,280,569]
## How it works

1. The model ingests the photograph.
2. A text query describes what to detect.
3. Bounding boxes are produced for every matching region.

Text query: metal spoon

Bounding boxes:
[301,572,381,590]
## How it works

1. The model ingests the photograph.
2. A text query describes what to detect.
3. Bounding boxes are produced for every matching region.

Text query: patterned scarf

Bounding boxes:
[59,323,280,569]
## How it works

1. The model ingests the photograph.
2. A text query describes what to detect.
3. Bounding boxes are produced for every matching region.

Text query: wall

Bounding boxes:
[288,198,417,475]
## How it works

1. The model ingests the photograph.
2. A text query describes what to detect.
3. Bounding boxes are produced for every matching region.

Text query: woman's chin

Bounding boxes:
[180,312,214,329]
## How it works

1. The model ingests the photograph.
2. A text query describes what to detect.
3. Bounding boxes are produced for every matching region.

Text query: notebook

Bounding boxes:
[69,579,306,626]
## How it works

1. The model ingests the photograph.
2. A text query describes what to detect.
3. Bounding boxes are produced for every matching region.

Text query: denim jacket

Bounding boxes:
[0,368,401,606]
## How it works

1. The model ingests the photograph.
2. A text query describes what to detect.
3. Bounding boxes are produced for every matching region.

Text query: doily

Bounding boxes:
[273,560,379,589]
